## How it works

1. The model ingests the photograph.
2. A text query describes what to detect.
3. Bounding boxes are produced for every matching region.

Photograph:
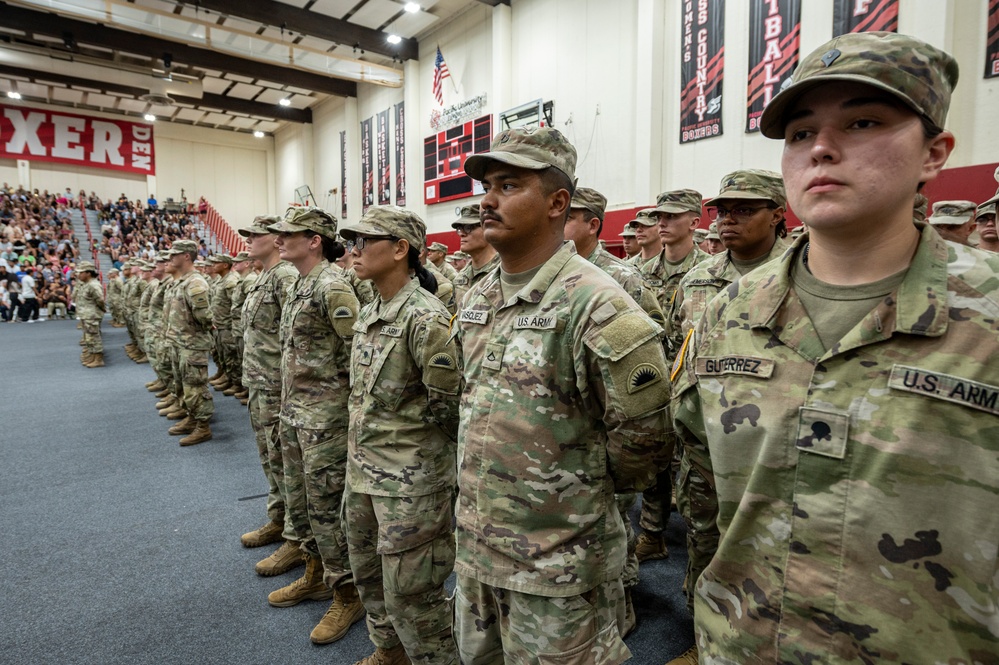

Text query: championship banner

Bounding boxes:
[680,0,725,144]
[987,0,999,78]
[746,0,801,133]
[339,130,347,219]
[394,101,406,206]
[376,109,391,206]
[833,0,898,37]
[0,104,155,175]
[361,117,373,214]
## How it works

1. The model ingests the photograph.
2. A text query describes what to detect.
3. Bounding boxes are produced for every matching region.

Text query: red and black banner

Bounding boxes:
[361,117,373,214]
[746,0,800,133]
[394,101,406,206]
[680,0,725,144]
[339,130,347,219]
[987,0,999,78]
[376,109,391,206]
[833,0,898,37]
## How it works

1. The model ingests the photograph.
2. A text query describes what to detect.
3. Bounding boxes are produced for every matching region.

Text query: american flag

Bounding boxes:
[433,46,450,105]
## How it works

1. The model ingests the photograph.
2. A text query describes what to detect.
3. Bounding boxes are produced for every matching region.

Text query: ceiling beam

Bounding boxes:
[0,3,357,98]
[182,0,419,61]
[0,64,313,124]
[472,0,510,5]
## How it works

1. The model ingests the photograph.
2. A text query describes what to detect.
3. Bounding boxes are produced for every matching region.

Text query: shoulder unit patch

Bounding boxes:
[629,363,662,393]
[429,353,455,368]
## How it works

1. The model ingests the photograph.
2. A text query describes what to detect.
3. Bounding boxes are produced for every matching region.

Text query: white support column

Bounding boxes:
[344,97,360,224]
[491,3,513,120]
[301,123,316,206]
[635,0,665,204]
[16,159,30,190]
[404,57,426,221]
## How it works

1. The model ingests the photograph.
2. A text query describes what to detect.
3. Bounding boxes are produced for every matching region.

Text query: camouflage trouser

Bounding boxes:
[248,387,285,524]
[279,422,351,587]
[125,314,139,348]
[110,300,124,325]
[170,348,214,422]
[144,331,158,367]
[81,318,103,354]
[214,329,237,378]
[676,449,716,614]
[345,487,457,665]
[615,493,639,589]
[638,431,678,535]
[231,334,244,385]
[153,337,174,386]
[454,576,631,665]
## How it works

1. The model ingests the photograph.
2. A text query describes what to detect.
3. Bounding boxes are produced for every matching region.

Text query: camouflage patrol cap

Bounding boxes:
[428,242,448,253]
[652,189,704,216]
[978,165,999,209]
[108,267,120,274]
[927,200,976,226]
[208,254,235,265]
[238,214,282,237]
[267,206,338,241]
[194,260,209,267]
[167,239,199,256]
[705,169,786,208]
[76,260,97,273]
[619,225,637,238]
[570,187,607,221]
[913,193,929,221]
[140,261,154,271]
[448,251,471,261]
[233,251,250,262]
[452,204,481,228]
[628,208,659,227]
[760,31,959,139]
[705,222,720,240]
[693,228,707,244]
[977,202,997,218]
[463,126,577,184]
[340,205,426,251]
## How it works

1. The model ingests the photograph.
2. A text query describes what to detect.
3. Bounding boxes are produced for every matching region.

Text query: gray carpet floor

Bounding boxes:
[0,318,693,664]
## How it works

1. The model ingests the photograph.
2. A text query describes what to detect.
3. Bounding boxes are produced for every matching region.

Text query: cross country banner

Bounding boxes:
[376,109,391,206]
[394,101,406,206]
[680,0,725,144]
[361,116,373,214]
[746,0,801,133]
[987,0,999,78]
[339,130,347,219]
[833,0,898,37]
[0,104,155,175]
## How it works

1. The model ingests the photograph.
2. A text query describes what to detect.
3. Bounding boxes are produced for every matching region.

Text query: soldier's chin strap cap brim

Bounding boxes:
[464,152,558,182]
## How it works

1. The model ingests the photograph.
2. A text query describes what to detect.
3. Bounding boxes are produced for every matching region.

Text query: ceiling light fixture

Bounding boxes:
[279,98,292,107]
[7,91,22,100]
[144,113,156,121]
[387,34,402,45]
[404,2,420,12]
[253,130,265,138]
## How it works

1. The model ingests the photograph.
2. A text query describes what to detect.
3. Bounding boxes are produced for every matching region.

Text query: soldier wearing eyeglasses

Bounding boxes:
[976,173,999,253]
[449,204,499,307]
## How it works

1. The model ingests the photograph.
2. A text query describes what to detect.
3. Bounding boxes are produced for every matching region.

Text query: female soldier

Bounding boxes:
[339,206,460,665]
[264,206,365,646]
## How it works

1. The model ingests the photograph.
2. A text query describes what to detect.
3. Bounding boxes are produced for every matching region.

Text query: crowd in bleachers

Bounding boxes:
[92,193,208,270]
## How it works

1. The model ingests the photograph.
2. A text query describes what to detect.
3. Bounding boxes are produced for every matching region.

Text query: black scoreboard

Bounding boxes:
[423,114,492,205]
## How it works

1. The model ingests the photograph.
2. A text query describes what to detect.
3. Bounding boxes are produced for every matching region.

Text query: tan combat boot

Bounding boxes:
[156,395,177,411]
[84,353,105,368]
[155,387,172,399]
[267,554,333,607]
[256,541,305,577]
[168,416,196,435]
[179,421,212,446]
[310,583,366,644]
[165,406,189,420]
[353,645,412,665]
[666,645,698,665]
[208,368,223,382]
[211,375,231,390]
[635,532,668,562]
[79,338,86,346]
[223,383,240,396]
[241,521,284,548]
[146,379,165,392]
[233,385,249,400]
[135,353,149,364]
[81,352,94,365]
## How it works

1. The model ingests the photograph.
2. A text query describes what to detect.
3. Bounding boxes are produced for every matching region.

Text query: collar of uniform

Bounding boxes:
[470,252,501,278]
[366,276,420,326]
[490,241,578,310]
[712,236,790,280]
[649,245,708,278]
[749,223,949,337]
[295,259,328,296]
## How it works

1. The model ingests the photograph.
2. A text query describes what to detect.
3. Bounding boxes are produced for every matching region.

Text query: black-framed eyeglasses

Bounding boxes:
[452,223,480,235]
[975,216,996,225]
[707,205,775,222]
[352,235,397,251]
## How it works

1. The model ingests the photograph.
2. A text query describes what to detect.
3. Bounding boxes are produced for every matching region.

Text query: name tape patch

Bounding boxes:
[889,365,999,416]
[515,314,557,330]
[380,325,404,337]
[459,308,489,325]
[696,356,775,379]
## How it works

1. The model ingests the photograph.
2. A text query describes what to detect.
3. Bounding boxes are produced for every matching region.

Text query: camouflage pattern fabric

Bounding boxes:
[344,267,376,306]
[454,241,671,601]
[76,280,105,354]
[211,269,240,379]
[671,225,999,662]
[641,246,710,359]
[106,275,124,325]
[229,269,257,385]
[345,487,457,664]
[248,387,285,524]
[455,575,631,665]
[171,348,214,421]
[150,278,176,389]
[425,261,455,314]
[139,277,160,364]
[585,245,665,327]
[451,253,500,310]
[164,270,214,421]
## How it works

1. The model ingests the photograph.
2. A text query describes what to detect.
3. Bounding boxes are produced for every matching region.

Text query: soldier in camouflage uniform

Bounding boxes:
[163,239,215,446]
[672,31,999,663]
[75,261,106,368]
[340,206,460,665]
[421,247,455,314]
[976,193,999,253]
[927,200,978,246]
[426,241,457,282]
[145,254,174,397]
[207,254,240,395]
[238,217,303,578]
[701,222,723,255]
[450,204,499,308]
[264,207,365,645]
[618,224,638,260]
[106,267,125,327]
[453,126,671,664]
[139,258,165,391]
[625,208,661,268]
[229,250,256,404]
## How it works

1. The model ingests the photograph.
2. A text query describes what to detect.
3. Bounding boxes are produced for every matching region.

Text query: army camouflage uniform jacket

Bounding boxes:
[451,253,500,310]
[586,245,665,327]
[348,278,461,497]
[671,225,999,663]
[75,279,105,321]
[243,261,299,392]
[212,270,240,333]
[642,246,709,358]
[279,260,358,430]
[454,242,671,597]
[163,271,213,351]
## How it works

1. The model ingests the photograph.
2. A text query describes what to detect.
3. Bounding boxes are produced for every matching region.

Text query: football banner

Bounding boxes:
[394,101,406,206]
[833,0,898,37]
[361,116,373,214]
[987,0,999,78]
[680,0,725,144]
[746,0,801,133]
[376,109,391,206]
[340,130,347,219]
[0,104,155,175]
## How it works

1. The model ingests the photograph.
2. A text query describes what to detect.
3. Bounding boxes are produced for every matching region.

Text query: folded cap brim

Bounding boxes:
[338,220,396,242]
[464,152,553,181]
[266,220,311,233]
[238,227,270,237]
[704,192,777,207]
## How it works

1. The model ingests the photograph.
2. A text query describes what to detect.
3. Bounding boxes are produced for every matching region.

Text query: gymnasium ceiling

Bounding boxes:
[0,0,506,136]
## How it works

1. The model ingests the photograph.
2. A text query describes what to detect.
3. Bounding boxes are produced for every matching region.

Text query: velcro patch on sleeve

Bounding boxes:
[695,356,775,379]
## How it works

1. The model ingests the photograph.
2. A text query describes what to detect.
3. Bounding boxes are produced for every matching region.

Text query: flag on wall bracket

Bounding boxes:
[433,46,453,105]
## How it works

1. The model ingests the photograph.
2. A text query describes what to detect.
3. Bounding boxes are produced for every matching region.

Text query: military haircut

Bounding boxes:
[538,167,575,224]
[572,206,604,237]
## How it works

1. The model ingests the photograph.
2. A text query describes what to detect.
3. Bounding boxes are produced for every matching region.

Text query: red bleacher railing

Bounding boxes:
[199,201,244,255]
[77,194,104,285]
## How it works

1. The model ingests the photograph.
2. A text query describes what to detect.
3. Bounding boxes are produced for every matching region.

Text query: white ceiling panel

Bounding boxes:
[85,93,117,107]
[224,73,256,84]
[255,88,291,104]
[285,85,314,95]
[133,0,176,12]
[18,82,49,98]
[255,120,281,133]
[287,94,314,109]
[71,85,104,93]
[295,35,337,51]
[0,80,15,93]
[175,108,206,122]
[201,77,232,94]
[385,9,439,38]
[308,0,357,19]
[202,112,232,125]
[117,98,149,113]
[220,16,262,34]
[256,79,285,89]
[274,0,311,7]
[227,83,263,99]
[349,0,404,29]
[51,88,84,104]
[147,104,177,117]
[228,116,258,129]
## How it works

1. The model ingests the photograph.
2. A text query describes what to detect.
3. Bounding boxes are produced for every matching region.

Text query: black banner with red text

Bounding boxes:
[376,109,391,206]
[746,0,800,133]
[833,0,898,37]
[987,0,999,78]
[361,117,373,214]
[394,101,406,206]
[680,0,725,144]
[340,130,347,219]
